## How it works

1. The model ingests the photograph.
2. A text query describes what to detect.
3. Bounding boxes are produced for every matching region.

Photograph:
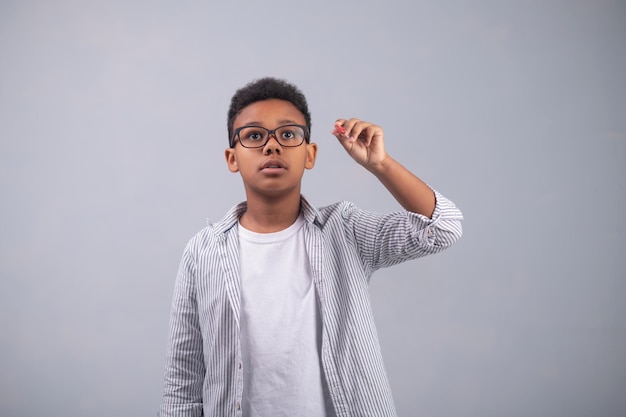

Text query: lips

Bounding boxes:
[261,159,286,170]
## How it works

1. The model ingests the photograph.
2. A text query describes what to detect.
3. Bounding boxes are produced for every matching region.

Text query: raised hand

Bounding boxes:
[332,118,388,172]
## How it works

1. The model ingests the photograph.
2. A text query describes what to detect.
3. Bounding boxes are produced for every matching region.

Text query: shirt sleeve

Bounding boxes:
[346,189,463,273]
[158,241,205,417]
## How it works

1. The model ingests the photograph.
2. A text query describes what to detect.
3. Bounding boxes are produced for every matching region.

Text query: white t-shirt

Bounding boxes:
[238,215,332,417]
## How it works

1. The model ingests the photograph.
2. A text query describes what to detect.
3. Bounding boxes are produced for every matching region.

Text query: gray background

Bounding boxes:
[1,0,624,416]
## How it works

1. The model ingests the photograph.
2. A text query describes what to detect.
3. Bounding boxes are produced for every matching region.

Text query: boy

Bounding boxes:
[159,77,463,417]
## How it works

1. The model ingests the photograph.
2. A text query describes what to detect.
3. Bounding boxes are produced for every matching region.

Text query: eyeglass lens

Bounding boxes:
[236,125,306,148]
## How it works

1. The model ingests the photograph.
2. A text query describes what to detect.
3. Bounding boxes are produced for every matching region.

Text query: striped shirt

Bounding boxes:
[159,190,463,417]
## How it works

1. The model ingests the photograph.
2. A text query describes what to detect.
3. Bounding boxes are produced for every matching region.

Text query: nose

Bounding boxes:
[263,134,282,154]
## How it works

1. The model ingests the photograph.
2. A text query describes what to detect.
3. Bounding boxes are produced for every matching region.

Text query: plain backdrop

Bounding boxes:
[1,1,624,416]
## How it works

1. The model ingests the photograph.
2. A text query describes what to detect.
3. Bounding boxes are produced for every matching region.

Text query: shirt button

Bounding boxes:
[238,362,242,369]
[236,402,241,410]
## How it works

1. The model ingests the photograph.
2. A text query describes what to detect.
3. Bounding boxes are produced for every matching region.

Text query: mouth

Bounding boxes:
[261,160,286,172]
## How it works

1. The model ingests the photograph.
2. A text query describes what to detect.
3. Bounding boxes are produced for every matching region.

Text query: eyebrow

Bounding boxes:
[241,119,301,127]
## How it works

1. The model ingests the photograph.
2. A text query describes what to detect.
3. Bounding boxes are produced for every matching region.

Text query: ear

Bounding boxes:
[304,142,318,170]
[225,148,239,173]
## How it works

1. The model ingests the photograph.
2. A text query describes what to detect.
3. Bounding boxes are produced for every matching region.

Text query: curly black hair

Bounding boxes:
[227,77,311,147]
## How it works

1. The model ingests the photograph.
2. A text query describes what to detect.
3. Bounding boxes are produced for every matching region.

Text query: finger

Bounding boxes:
[334,131,356,151]
[347,120,371,143]
[360,126,375,147]
[332,119,348,137]
[343,118,361,137]
[363,124,382,146]
[333,124,347,137]
[332,120,352,144]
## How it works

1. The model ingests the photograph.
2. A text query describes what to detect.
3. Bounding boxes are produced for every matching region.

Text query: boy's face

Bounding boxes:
[225,99,317,199]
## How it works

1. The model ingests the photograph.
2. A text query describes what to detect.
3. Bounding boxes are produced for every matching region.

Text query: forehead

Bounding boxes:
[233,99,306,128]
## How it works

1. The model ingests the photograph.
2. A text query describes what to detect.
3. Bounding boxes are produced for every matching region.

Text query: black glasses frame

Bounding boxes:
[230,124,310,148]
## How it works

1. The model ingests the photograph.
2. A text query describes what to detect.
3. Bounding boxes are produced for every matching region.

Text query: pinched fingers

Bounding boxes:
[332,119,348,137]
[332,118,387,167]
[333,118,383,146]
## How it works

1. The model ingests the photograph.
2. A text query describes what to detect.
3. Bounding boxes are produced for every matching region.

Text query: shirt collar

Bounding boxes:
[210,195,321,236]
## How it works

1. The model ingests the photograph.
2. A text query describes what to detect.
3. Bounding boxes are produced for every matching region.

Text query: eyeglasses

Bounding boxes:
[231,124,309,148]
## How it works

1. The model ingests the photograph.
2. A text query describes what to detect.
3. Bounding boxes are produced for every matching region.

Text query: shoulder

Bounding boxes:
[300,195,357,223]
[315,200,362,223]
[302,197,391,232]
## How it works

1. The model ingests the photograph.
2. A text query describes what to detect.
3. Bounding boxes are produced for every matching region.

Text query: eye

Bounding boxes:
[242,129,266,141]
[281,130,295,139]
[278,126,304,141]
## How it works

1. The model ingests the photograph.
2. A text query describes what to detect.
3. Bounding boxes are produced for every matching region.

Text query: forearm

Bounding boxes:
[368,156,436,218]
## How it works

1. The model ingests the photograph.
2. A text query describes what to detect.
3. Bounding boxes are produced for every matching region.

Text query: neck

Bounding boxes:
[240,190,302,233]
